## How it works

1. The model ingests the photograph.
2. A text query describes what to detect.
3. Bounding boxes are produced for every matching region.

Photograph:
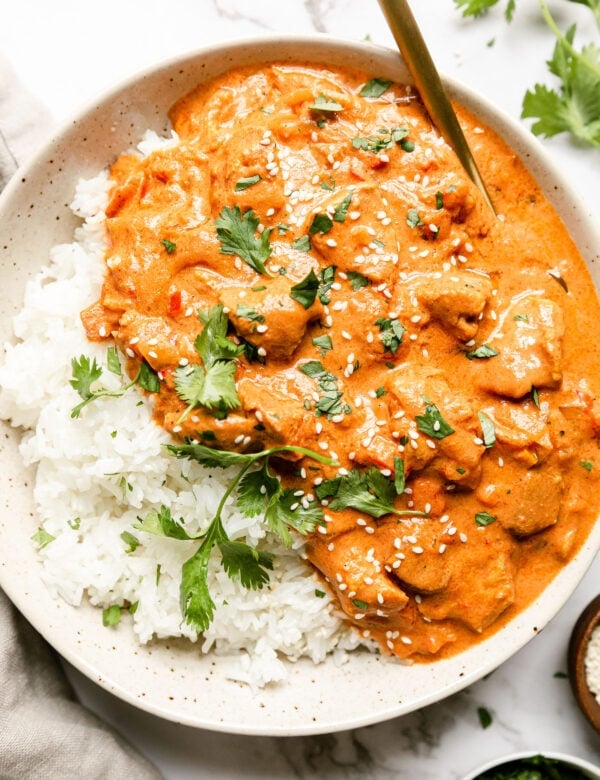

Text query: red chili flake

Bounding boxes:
[168,291,182,316]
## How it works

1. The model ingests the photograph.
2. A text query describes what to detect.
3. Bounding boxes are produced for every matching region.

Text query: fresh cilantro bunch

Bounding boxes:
[522,1,600,148]
[454,0,600,148]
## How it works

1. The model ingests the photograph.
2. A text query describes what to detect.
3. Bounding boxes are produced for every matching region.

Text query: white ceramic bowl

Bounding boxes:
[1,35,599,736]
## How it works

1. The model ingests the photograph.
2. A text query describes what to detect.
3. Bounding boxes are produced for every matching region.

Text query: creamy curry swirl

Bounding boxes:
[82,62,600,661]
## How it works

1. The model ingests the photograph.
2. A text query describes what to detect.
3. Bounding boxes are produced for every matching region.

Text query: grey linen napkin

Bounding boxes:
[0,56,161,780]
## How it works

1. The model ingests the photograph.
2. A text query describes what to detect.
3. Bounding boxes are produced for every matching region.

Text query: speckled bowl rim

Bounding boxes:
[1,34,600,737]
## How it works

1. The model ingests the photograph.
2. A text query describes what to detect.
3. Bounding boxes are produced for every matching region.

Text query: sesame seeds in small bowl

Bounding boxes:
[568,594,600,735]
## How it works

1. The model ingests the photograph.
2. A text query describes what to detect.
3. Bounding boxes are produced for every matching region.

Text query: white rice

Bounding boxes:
[0,131,366,688]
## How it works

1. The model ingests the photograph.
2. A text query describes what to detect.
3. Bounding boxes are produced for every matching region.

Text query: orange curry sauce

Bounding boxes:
[82,63,600,661]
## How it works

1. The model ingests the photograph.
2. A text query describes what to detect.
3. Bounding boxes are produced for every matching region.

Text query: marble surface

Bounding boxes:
[2,0,600,777]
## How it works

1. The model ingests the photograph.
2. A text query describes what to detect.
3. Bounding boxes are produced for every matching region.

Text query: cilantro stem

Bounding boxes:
[71,366,141,418]
[539,0,600,80]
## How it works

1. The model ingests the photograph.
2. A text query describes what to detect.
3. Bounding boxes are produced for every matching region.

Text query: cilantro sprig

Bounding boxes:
[70,348,159,418]
[216,205,273,274]
[522,1,600,147]
[315,460,425,519]
[454,0,600,148]
[154,442,336,632]
[174,305,243,423]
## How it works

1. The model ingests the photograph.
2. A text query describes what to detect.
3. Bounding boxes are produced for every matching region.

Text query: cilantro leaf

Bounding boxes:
[309,213,333,235]
[102,605,122,627]
[478,411,496,447]
[175,361,239,414]
[234,174,262,192]
[70,355,102,402]
[237,466,280,518]
[375,317,406,354]
[312,334,333,352]
[347,271,369,291]
[290,269,320,308]
[236,305,264,323]
[318,265,337,304]
[309,93,344,114]
[326,468,406,518]
[264,487,324,543]
[215,205,273,274]
[466,344,499,360]
[415,403,455,439]
[359,78,393,98]
[292,235,311,252]
[135,504,197,540]
[174,306,242,421]
[333,193,352,222]
[218,541,274,589]
[31,528,55,549]
[180,541,217,632]
[70,351,159,418]
[475,511,497,527]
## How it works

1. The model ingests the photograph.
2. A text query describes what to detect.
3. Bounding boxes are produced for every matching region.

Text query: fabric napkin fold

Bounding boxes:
[0,55,161,780]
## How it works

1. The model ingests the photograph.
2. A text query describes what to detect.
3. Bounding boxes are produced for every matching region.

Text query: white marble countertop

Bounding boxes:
[2,1,599,777]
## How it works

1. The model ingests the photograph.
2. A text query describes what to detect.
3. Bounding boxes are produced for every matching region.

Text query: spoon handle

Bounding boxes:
[378,0,496,214]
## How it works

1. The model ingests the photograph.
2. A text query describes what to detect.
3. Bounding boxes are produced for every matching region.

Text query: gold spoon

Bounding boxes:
[377,0,496,214]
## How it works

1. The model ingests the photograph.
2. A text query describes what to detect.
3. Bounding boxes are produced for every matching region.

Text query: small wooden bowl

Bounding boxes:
[568,594,600,734]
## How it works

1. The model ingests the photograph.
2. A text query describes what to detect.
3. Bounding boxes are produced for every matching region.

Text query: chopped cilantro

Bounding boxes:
[309,213,334,235]
[309,93,343,114]
[477,705,493,729]
[102,604,122,627]
[359,78,393,98]
[466,344,498,360]
[31,528,55,549]
[312,334,333,352]
[375,317,406,354]
[347,271,369,291]
[475,511,497,527]
[318,265,337,304]
[215,205,272,275]
[161,239,176,254]
[333,193,353,222]
[292,235,311,252]
[236,304,265,323]
[290,269,320,309]
[478,411,496,448]
[415,403,455,439]
[406,209,424,228]
[234,174,262,191]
